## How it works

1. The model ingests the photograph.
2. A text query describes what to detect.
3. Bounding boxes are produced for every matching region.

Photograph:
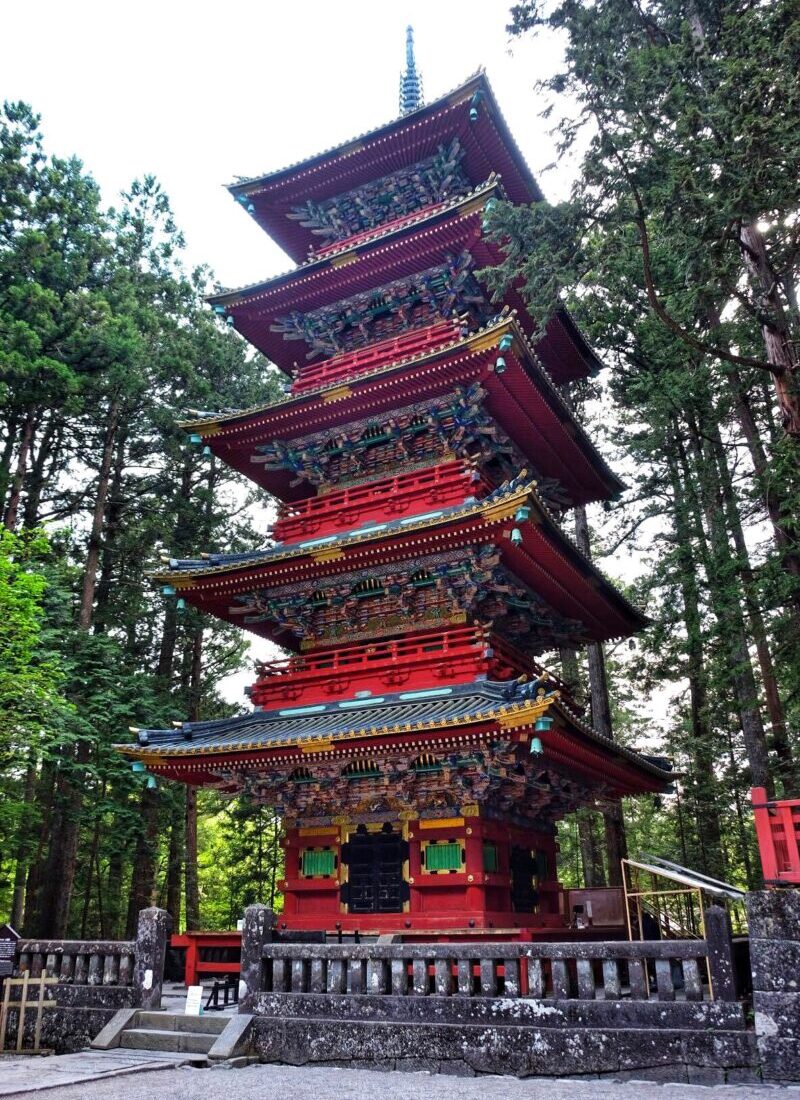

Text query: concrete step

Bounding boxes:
[120,1027,216,1054]
[135,1010,228,1035]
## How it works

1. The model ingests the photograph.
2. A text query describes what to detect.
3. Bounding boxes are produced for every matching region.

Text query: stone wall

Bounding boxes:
[249,995,757,1082]
[748,889,800,1082]
[243,904,760,1083]
[4,907,171,1054]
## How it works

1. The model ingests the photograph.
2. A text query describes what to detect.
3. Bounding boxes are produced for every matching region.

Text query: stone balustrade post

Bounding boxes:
[704,904,736,1002]
[747,889,800,1081]
[239,904,274,1013]
[134,907,172,1011]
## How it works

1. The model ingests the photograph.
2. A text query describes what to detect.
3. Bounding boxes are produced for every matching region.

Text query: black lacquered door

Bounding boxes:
[510,845,539,912]
[344,824,405,913]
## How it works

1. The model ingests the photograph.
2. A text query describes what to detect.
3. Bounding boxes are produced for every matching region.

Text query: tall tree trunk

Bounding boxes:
[104,847,124,940]
[577,811,606,887]
[36,746,92,938]
[668,442,724,877]
[0,415,19,507]
[93,426,128,632]
[678,425,772,792]
[21,757,57,936]
[125,786,160,938]
[738,222,800,437]
[184,788,200,932]
[79,812,102,939]
[166,793,184,930]
[22,412,60,529]
[726,368,800,606]
[10,758,38,929]
[3,407,38,531]
[183,627,204,931]
[573,505,628,884]
[79,399,121,629]
[708,421,796,793]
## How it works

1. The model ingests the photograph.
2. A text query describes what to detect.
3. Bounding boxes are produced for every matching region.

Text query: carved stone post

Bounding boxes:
[134,907,172,1011]
[239,904,274,1013]
[705,904,736,1002]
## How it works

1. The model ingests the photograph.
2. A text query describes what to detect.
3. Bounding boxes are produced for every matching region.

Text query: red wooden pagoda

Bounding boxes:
[120,65,671,936]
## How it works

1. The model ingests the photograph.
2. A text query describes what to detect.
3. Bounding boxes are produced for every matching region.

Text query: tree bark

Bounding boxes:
[708,421,796,794]
[125,786,160,938]
[92,425,128,632]
[166,792,184,930]
[184,786,200,932]
[3,408,37,531]
[21,412,60,529]
[10,758,38,929]
[678,425,772,792]
[78,399,121,630]
[738,222,800,437]
[726,368,800,596]
[577,810,606,887]
[668,443,724,877]
[104,846,124,940]
[573,504,628,885]
[183,627,204,931]
[21,757,57,936]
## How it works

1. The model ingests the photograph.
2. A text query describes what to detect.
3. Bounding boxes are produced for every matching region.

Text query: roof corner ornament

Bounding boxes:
[399,25,423,115]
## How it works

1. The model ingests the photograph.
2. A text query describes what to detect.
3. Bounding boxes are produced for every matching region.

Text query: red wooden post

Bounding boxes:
[185,935,199,986]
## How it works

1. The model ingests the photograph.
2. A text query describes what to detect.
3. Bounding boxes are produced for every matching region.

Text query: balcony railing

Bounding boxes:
[273,460,482,543]
[251,625,492,706]
[290,318,462,394]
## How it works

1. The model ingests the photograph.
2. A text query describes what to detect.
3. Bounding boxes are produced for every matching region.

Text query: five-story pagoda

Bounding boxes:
[119,43,671,936]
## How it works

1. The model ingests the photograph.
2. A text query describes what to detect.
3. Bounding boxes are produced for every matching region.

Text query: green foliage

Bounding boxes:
[0,100,283,935]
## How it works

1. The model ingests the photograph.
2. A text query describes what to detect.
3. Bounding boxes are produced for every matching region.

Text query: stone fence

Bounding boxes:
[16,940,136,988]
[5,907,171,1052]
[239,903,756,1081]
[258,937,726,1002]
[243,904,736,1005]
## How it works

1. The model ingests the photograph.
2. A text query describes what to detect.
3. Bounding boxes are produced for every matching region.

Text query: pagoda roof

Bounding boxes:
[207,184,597,384]
[228,71,543,264]
[117,678,671,797]
[154,476,646,646]
[180,316,622,506]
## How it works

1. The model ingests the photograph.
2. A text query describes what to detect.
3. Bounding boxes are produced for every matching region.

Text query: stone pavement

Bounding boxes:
[1,1061,800,1100]
[0,1048,204,1096]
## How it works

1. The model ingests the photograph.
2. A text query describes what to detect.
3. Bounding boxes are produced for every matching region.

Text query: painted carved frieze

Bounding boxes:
[270,251,492,359]
[287,139,470,246]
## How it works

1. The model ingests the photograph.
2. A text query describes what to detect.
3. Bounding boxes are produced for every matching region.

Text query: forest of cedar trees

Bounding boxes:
[1,0,799,938]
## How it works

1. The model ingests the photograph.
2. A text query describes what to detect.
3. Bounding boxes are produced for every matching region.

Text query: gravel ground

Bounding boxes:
[9,1062,800,1100]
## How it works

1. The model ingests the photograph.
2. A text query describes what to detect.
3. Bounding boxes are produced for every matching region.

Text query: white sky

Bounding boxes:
[2,0,573,291]
[3,1,674,732]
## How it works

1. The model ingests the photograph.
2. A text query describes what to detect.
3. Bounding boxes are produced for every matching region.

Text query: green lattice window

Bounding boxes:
[301,848,336,877]
[423,841,463,872]
[482,842,499,873]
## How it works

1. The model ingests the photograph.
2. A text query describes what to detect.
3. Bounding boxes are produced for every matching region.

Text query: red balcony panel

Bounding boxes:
[251,626,491,707]
[273,460,487,543]
[752,786,800,885]
[249,626,577,709]
[290,318,463,394]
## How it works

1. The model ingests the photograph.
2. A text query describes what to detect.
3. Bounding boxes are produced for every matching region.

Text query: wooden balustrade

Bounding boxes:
[291,319,462,394]
[259,938,730,1002]
[15,940,136,987]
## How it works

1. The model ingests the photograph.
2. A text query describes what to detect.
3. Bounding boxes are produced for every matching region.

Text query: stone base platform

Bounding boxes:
[249,992,759,1083]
